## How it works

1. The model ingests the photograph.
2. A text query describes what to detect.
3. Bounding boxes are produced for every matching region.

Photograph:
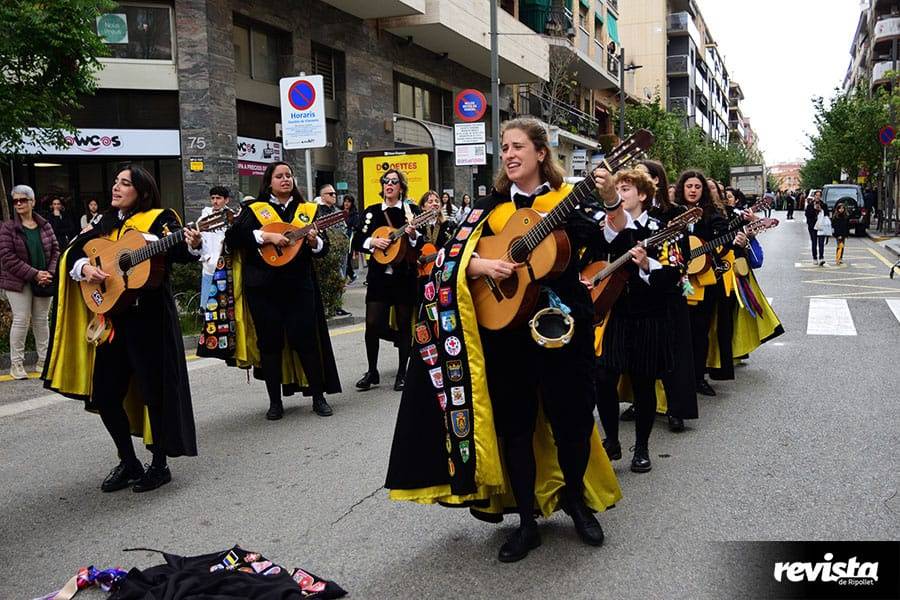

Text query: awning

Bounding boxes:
[607,13,619,45]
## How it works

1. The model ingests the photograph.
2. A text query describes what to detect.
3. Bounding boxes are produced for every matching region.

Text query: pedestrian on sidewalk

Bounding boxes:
[0,185,59,379]
[785,193,795,220]
[342,194,360,283]
[805,196,825,264]
[813,200,831,266]
[831,202,850,265]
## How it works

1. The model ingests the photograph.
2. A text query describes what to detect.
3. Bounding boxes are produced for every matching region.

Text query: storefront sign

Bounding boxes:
[236,136,282,163]
[238,161,268,176]
[358,151,431,208]
[454,123,486,145]
[279,75,326,150]
[19,128,180,156]
[455,144,487,167]
[97,13,128,44]
[572,148,587,171]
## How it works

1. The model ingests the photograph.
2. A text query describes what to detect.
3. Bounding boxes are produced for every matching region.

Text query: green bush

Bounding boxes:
[314,233,349,318]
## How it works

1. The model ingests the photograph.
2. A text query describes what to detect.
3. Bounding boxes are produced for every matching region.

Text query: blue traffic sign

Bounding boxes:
[879,125,895,146]
[288,80,316,111]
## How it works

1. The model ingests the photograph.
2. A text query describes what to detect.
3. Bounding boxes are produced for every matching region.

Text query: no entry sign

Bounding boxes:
[454,89,487,122]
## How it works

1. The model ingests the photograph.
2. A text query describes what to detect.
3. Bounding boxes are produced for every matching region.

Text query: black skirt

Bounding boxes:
[365,268,418,305]
[598,311,674,378]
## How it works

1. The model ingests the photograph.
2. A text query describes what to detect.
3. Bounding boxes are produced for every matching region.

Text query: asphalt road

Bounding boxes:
[2,211,899,599]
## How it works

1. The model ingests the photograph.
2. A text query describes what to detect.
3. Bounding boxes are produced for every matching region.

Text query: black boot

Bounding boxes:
[393,372,405,391]
[312,395,333,417]
[133,464,172,493]
[562,490,605,546]
[619,405,635,421]
[696,380,716,396]
[498,522,541,563]
[266,399,284,420]
[631,445,652,473]
[667,415,685,432]
[602,439,622,461]
[101,460,144,493]
[356,370,380,390]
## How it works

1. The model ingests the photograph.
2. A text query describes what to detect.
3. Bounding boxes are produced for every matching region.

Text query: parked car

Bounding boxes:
[822,184,867,236]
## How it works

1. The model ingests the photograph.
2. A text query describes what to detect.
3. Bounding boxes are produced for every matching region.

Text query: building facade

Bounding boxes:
[844,0,900,94]
[6,0,635,220]
[618,0,731,145]
[769,162,803,192]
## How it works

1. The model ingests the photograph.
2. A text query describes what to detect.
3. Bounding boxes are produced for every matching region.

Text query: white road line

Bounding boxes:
[1,357,220,419]
[794,262,802,267]
[887,299,900,325]
[807,298,857,336]
[767,297,773,305]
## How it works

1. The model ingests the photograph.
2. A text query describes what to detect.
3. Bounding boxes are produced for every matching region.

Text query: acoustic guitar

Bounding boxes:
[371,208,440,266]
[469,129,655,330]
[687,217,779,277]
[686,196,772,275]
[580,207,702,322]
[80,210,233,315]
[258,209,348,267]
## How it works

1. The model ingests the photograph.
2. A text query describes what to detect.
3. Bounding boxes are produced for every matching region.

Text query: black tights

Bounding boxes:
[98,407,166,468]
[364,301,412,375]
[596,368,656,449]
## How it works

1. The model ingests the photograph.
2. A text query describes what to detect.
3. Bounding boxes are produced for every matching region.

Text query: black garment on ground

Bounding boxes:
[110,546,346,600]
[45,210,198,457]
[225,198,341,397]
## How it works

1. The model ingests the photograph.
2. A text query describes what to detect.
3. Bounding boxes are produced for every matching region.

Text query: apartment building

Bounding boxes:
[617,0,730,145]
[768,162,803,192]
[7,0,635,218]
[844,0,900,94]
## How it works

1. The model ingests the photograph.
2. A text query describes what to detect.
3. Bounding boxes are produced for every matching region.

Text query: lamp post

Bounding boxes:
[618,48,642,140]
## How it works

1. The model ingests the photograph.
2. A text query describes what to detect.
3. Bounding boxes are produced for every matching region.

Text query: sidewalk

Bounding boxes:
[866,230,900,258]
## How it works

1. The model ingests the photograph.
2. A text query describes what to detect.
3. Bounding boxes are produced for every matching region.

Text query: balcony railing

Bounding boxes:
[668,96,693,116]
[516,86,599,139]
[578,26,590,54]
[607,51,620,79]
[667,54,690,75]
[874,16,900,46]
[607,0,618,13]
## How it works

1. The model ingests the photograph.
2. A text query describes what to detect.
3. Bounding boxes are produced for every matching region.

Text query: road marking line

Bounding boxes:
[887,299,900,325]
[331,324,365,336]
[868,247,896,268]
[794,262,803,267]
[807,298,857,336]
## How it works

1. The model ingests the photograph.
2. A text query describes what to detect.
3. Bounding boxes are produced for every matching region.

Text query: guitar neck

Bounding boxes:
[590,222,684,285]
[128,227,187,267]
[390,210,436,241]
[690,229,737,260]
[287,210,346,240]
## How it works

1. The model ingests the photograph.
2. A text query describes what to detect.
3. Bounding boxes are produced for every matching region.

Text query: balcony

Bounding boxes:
[667,54,690,76]
[872,60,894,87]
[381,0,549,82]
[516,86,599,140]
[668,95,693,116]
[544,7,619,90]
[607,0,618,14]
[874,16,900,50]
[667,11,701,47]
[321,0,424,19]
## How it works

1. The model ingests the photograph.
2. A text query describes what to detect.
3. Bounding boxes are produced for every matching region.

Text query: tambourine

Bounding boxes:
[528,307,574,349]
[85,314,114,346]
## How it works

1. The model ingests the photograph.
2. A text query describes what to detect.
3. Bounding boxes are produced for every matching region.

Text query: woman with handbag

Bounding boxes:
[814,201,832,266]
[0,185,60,379]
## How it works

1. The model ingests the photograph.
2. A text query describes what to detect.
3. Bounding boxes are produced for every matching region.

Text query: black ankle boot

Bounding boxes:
[696,380,716,396]
[562,491,605,546]
[620,405,635,421]
[667,415,685,432]
[266,399,284,420]
[312,395,333,417]
[101,460,144,493]
[631,445,652,473]
[133,464,172,493]
[356,370,380,390]
[602,439,622,461]
[498,522,541,563]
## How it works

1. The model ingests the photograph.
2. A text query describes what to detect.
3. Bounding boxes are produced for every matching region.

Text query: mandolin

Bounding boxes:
[418,243,439,277]
[686,196,772,275]
[687,216,779,276]
[258,209,348,267]
[470,129,655,330]
[80,209,234,315]
[371,208,440,266]
[580,207,702,322]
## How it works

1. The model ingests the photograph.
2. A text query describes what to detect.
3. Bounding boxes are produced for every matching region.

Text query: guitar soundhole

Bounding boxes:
[497,271,519,299]
[118,254,131,273]
[509,237,529,263]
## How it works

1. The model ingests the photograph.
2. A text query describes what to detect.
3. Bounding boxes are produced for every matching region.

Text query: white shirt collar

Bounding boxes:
[381,199,404,211]
[510,181,550,200]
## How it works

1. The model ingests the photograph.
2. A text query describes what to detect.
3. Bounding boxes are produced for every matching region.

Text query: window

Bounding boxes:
[95,3,173,60]
[311,44,336,99]
[393,75,451,125]
[232,17,290,84]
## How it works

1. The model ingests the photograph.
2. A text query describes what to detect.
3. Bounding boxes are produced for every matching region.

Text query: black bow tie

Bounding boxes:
[514,193,535,209]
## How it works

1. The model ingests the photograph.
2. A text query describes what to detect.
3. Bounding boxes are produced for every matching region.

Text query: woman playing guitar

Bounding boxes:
[386,118,620,563]
[588,168,684,473]
[43,164,200,493]
[674,171,748,398]
[225,161,341,420]
[415,190,453,281]
[352,169,421,392]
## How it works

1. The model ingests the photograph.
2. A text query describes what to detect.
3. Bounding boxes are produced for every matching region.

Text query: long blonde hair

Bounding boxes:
[493,117,565,195]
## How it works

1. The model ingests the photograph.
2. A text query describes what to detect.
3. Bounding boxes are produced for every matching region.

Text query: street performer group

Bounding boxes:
[39,117,781,562]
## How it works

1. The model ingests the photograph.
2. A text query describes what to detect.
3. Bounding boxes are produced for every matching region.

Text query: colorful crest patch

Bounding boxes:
[440,311,457,333]
[259,209,273,220]
[299,213,310,223]
[444,336,462,356]
[459,440,471,463]
[441,262,456,282]
[445,434,452,454]
[424,281,436,301]
[448,243,462,258]
[419,344,439,366]
[436,391,448,411]
[456,226,473,241]
[467,209,483,223]
[434,248,446,268]
[428,367,444,389]
[447,360,463,382]
[438,287,453,307]
[450,409,471,438]
[450,386,466,406]
[415,321,432,345]
[448,458,456,477]
[425,303,438,322]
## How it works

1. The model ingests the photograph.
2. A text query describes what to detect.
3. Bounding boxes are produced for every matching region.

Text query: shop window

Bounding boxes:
[95,3,174,61]
[70,90,179,129]
[233,17,290,84]
[393,74,451,125]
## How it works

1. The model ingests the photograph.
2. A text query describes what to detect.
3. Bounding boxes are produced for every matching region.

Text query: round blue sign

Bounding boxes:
[455,89,487,122]
[879,125,895,146]
[288,80,316,111]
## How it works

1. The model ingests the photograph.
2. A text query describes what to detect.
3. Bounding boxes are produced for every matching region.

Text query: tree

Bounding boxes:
[0,0,114,219]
